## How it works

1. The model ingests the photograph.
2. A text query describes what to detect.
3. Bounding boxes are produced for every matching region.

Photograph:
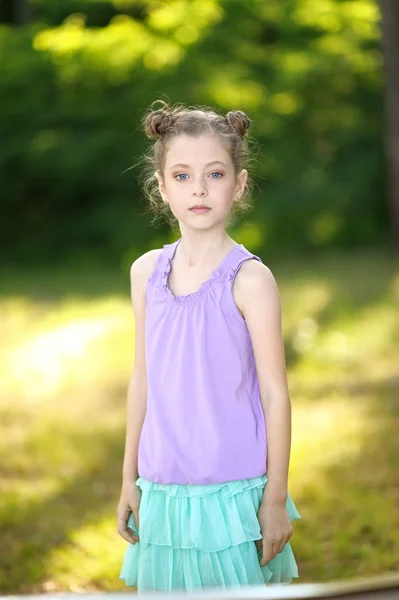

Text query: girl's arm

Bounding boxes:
[235,259,291,504]
[122,250,161,484]
[235,259,293,565]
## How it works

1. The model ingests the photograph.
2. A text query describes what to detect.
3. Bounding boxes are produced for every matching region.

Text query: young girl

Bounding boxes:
[117,100,301,592]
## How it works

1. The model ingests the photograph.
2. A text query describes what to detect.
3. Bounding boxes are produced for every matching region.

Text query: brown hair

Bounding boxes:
[138,99,258,229]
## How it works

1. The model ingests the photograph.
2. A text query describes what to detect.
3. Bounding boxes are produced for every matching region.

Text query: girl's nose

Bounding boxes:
[192,183,207,196]
[190,174,208,196]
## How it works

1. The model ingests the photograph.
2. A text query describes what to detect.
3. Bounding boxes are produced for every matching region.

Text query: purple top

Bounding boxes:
[138,237,267,485]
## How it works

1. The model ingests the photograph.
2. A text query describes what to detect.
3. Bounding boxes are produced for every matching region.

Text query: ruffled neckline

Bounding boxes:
[162,238,242,304]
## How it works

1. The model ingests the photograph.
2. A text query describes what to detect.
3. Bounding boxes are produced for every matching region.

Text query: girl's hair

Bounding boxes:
[138,99,258,230]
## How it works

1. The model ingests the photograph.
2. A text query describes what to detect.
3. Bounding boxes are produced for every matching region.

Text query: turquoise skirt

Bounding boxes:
[119,474,301,592]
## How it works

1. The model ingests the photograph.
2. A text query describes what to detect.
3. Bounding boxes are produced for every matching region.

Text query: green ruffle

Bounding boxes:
[135,474,270,498]
[120,475,301,591]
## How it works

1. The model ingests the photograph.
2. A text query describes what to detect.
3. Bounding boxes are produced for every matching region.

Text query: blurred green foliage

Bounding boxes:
[0,0,386,264]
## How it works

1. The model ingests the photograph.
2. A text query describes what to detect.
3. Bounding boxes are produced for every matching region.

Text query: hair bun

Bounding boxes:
[225,110,251,137]
[145,102,175,138]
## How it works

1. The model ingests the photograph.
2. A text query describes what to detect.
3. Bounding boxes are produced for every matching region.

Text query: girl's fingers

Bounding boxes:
[123,531,137,544]
[117,510,140,544]
[118,522,138,544]
[127,523,140,542]
[278,539,286,554]
[130,507,140,541]
[260,542,271,565]
[132,507,140,531]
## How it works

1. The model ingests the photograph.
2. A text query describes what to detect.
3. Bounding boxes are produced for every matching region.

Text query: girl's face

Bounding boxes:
[156,134,247,230]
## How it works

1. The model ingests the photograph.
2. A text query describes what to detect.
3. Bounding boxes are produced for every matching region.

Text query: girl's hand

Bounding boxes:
[117,480,141,545]
[256,501,293,567]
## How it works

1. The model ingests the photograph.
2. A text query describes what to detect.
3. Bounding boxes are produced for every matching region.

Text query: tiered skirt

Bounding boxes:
[119,474,301,592]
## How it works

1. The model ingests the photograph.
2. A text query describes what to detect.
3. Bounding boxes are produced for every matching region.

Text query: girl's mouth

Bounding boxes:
[189,206,211,214]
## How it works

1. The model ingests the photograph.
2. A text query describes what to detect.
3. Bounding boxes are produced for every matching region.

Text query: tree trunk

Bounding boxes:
[379,0,399,251]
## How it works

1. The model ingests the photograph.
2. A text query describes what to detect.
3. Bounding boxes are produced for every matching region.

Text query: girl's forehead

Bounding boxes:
[165,134,231,166]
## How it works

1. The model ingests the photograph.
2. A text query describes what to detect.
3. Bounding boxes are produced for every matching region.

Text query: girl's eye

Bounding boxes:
[174,172,223,181]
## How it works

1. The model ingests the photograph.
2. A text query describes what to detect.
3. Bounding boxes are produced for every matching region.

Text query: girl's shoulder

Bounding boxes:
[130,247,163,281]
[236,255,278,291]
[129,248,165,300]
[233,251,279,308]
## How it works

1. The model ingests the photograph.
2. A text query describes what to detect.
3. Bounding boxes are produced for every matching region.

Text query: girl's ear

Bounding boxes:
[235,169,248,197]
[155,170,167,200]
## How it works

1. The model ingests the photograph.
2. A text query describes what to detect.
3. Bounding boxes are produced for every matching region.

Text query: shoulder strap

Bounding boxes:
[147,238,180,289]
[224,244,263,278]
[220,245,263,328]
[162,238,181,262]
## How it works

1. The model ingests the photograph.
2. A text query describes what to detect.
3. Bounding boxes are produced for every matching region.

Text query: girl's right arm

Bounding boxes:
[117,249,161,544]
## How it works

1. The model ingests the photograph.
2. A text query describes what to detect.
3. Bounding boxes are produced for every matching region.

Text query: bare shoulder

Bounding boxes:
[237,257,279,292]
[129,249,163,374]
[234,257,280,313]
[129,248,163,302]
[130,247,163,280]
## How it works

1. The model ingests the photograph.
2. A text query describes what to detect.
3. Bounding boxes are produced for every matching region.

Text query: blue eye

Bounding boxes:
[174,172,222,181]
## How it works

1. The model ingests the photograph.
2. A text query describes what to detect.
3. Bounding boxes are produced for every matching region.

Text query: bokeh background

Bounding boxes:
[1,0,399,594]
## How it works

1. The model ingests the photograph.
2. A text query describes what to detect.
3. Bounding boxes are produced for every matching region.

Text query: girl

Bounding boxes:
[117,100,301,592]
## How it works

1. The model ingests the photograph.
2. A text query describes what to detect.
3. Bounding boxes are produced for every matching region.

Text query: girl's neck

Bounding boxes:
[175,232,236,270]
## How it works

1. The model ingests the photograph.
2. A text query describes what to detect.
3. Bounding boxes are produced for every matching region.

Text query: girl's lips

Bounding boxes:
[189,207,211,214]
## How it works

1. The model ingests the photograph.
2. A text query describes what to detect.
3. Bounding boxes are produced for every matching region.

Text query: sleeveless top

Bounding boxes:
[137,237,268,485]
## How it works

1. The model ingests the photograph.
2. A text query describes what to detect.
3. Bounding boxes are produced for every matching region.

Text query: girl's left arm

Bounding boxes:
[237,259,291,501]
[235,259,293,564]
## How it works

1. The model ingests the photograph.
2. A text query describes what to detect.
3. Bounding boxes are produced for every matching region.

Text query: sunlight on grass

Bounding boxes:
[290,395,372,486]
[41,517,125,592]
[2,296,133,401]
[281,280,332,334]
[288,297,398,387]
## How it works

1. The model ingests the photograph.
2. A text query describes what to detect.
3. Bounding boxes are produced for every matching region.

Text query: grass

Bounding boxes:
[0,244,398,593]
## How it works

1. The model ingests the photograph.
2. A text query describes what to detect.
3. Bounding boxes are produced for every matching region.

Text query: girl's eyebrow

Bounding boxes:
[169,161,227,170]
